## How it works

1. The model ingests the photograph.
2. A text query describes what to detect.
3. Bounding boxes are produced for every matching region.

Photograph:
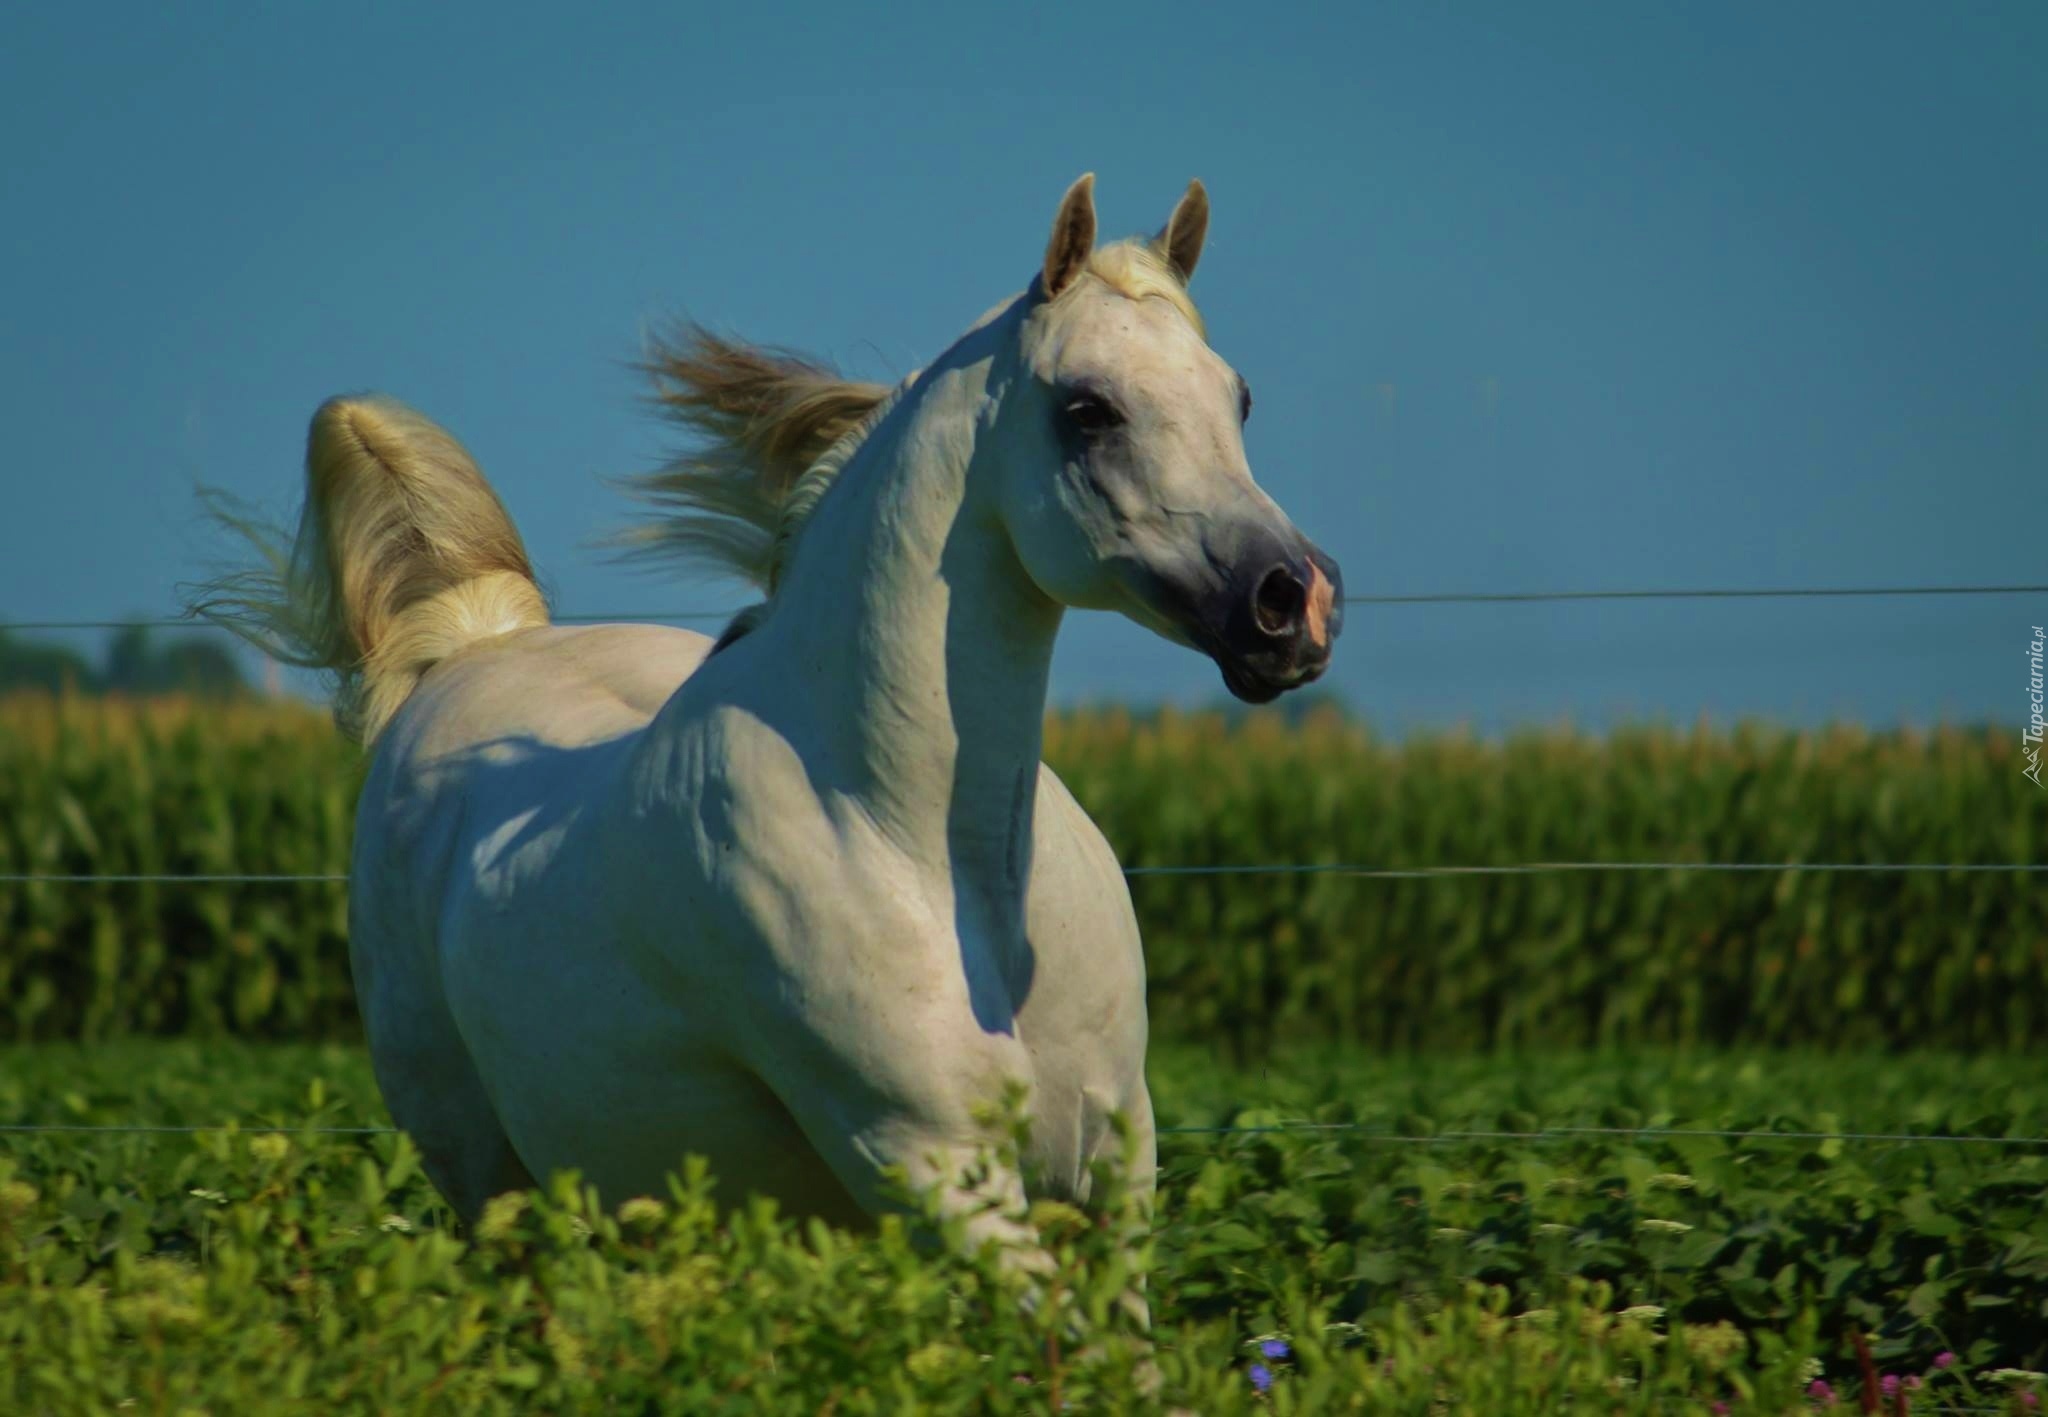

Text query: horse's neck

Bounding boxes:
[744,348,1059,899]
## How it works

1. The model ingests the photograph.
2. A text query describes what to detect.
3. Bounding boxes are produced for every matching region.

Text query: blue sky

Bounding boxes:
[3,3,2041,733]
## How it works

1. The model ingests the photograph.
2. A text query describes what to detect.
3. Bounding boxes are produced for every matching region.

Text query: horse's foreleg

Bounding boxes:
[1078,1085,1157,1333]
[864,1126,1053,1273]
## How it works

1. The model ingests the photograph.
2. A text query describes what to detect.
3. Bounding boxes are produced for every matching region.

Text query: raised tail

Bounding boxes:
[186,396,549,745]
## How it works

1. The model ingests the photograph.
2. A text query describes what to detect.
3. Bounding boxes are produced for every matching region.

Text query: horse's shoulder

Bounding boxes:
[1032,762,1130,900]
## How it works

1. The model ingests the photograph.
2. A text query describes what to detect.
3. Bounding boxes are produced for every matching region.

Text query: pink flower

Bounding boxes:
[1712,1404,1730,1415]
[1809,1379,1836,1406]
[1934,1352,1956,1370]
[1881,1375,1900,1398]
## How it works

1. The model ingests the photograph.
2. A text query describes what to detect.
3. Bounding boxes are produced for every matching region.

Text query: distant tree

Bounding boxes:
[102,625,247,697]
[0,631,102,694]
[0,625,246,697]
[102,625,155,693]
[150,637,248,697]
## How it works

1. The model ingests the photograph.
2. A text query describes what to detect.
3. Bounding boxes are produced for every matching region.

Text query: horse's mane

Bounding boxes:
[618,329,896,592]
[616,240,1201,638]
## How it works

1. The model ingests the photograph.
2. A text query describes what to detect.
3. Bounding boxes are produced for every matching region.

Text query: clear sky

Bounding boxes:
[3,3,2041,733]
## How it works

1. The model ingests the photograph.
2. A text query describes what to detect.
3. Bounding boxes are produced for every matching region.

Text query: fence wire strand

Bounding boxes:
[5,1121,2047,1147]
[6,580,2046,634]
[0,872,350,884]
[3,861,2041,886]
[1154,1123,2048,1145]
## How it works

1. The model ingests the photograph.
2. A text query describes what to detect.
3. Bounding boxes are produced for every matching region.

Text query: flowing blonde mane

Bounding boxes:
[618,328,895,591]
[617,239,1202,637]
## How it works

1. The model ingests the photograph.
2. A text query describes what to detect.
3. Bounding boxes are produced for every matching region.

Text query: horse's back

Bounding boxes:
[352,620,715,911]
[389,622,716,760]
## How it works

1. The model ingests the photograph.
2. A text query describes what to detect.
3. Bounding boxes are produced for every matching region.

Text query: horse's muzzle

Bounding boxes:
[1212,547,1344,704]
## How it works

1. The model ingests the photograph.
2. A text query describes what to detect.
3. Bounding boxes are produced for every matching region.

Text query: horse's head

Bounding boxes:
[989,175,1343,704]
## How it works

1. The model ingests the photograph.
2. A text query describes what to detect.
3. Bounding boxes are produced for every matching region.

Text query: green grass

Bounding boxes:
[4,1042,2044,1412]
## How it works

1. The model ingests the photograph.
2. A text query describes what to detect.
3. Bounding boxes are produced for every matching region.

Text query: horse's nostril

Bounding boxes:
[1252,565,1307,637]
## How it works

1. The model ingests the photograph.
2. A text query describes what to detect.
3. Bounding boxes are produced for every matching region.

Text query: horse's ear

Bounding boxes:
[1042,173,1097,299]
[1154,178,1209,284]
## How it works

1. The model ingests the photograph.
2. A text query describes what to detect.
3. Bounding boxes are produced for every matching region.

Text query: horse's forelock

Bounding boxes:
[1071,240,1205,340]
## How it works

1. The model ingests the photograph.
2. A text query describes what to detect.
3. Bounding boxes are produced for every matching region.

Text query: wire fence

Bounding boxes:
[3,581,2042,1194]
[5,1120,2046,1148]
[4,860,2044,887]
[4,578,2044,634]
[1122,861,2046,879]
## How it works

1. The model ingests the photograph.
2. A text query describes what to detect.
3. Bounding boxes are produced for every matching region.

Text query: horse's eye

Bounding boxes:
[1239,384,1253,424]
[1064,391,1124,436]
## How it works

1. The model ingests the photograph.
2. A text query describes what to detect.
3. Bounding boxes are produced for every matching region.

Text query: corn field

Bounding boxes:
[2,694,2042,1053]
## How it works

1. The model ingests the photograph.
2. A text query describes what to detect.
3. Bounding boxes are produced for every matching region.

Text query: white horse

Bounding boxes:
[194,176,1342,1257]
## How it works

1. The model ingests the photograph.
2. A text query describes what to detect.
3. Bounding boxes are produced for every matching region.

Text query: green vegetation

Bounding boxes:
[4,695,2037,1408]
[2,695,2042,1052]
[0,695,354,1040]
[1054,710,2047,1058]
[4,1043,2043,1412]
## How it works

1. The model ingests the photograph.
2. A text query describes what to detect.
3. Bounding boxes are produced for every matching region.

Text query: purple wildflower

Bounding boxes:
[1881,1375,1900,1398]
[2022,1393,2038,1411]
[1250,1363,1273,1393]
[1260,1339,1291,1360]
[1934,1352,1956,1370]
[1712,1403,1730,1415]
[1808,1378,1836,1406]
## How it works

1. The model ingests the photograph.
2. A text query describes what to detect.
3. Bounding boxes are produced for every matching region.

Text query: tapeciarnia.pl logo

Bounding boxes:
[2026,625,2045,788]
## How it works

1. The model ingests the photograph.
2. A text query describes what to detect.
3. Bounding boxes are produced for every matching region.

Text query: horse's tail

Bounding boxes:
[185,396,549,746]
